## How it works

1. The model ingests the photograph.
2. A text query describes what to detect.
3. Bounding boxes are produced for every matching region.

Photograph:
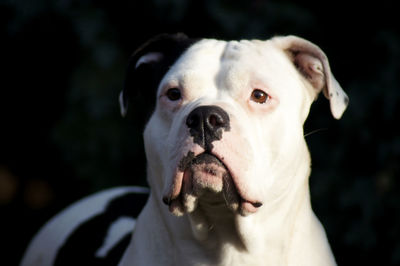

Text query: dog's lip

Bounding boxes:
[209,152,263,210]
[163,152,263,214]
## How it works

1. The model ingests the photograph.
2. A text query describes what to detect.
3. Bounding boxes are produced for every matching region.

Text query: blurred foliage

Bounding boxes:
[1,0,399,265]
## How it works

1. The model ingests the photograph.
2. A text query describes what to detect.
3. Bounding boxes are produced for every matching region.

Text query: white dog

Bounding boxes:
[21,34,348,266]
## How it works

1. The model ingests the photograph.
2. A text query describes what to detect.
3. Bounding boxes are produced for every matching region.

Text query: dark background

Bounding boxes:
[1,0,399,265]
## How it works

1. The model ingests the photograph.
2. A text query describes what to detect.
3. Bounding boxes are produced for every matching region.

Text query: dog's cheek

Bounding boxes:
[239,116,279,191]
[256,117,307,195]
[143,117,170,183]
[158,97,183,115]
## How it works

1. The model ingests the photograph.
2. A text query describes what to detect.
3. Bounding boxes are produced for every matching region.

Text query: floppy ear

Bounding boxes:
[119,33,198,117]
[272,35,349,119]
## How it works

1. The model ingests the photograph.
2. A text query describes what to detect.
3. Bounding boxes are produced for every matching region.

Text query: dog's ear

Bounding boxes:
[273,35,349,119]
[119,33,198,117]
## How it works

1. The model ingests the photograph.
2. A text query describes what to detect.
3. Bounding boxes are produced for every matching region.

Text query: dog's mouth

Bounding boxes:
[163,153,262,216]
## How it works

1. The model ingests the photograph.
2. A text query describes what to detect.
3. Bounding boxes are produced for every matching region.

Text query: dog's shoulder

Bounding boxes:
[21,186,149,266]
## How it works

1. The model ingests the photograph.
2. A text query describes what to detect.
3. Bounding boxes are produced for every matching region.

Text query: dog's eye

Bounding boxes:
[251,89,269,104]
[166,88,182,101]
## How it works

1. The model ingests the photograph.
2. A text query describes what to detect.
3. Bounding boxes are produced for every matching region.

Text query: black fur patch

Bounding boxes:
[178,153,224,173]
[192,153,224,166]
[122,33,199,123]
[178,151,196,172]
[54,191,149,266]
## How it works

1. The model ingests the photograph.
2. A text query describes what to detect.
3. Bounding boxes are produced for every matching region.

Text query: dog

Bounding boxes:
[21,33,348,266]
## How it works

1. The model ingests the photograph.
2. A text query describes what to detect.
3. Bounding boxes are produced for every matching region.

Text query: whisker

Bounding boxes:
[304,128,328,138]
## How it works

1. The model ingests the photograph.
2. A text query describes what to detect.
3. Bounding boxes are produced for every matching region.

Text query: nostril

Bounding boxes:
[186,113,200,129]
[208,114,222,127]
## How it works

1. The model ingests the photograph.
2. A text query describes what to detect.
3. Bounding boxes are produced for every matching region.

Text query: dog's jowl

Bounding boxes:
[22,33,348,266]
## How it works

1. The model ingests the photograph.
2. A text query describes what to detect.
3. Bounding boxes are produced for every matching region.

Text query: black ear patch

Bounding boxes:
[120,33,199,119]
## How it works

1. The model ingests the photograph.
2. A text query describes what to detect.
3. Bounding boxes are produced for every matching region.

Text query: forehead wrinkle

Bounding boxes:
[215,41,254,94]
[180,39,226,70]
[168,39,226,86]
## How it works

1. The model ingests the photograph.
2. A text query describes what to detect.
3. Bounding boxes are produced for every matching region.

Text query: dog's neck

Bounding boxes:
[119,151,322,266]
[188,190,247,252]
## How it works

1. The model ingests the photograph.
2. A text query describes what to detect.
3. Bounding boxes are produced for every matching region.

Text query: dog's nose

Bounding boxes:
[186,105,230,151]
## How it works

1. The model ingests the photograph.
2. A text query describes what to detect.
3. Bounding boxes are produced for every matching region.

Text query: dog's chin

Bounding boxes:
[181,153,239,213]
[165,153,262,217]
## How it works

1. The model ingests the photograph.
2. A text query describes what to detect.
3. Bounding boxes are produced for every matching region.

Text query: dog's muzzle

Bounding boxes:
[163,105,262,216]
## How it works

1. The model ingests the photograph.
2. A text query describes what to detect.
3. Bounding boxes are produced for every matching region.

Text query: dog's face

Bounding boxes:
[144,38,318,217]
[120,34,348,232]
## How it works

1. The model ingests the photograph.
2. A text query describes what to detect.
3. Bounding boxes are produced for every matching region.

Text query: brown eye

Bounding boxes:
[251,89,269,104]
[166,88,181,101]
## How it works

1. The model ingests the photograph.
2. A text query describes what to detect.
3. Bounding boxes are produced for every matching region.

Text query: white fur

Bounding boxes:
[21,187,148,266]
[95,216,136,258]
[21,36,347,266]
[119,90,128,117]
[135,52,163,68]
[119,37,347,265]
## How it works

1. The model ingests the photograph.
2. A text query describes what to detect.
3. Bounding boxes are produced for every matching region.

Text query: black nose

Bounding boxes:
[186,105,230,151]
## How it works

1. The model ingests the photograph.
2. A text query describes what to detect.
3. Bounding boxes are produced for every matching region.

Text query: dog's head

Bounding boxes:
[120,33,348,239]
